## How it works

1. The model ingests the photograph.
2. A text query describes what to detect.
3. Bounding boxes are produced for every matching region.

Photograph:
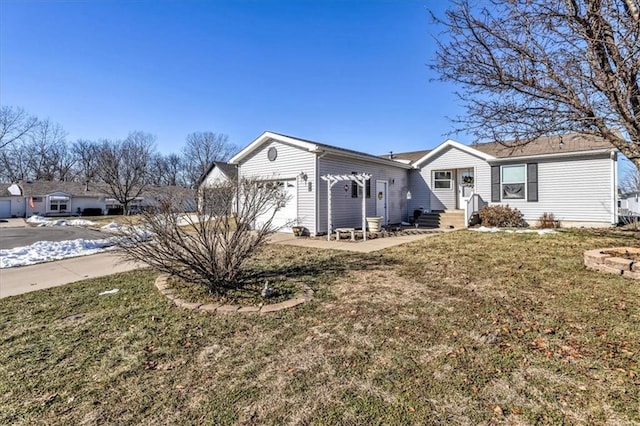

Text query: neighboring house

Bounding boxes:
[0,181,195,218]
[197,161,238,187]
[198,131,618,234]
[0,184,24,218]
[196,161,238,213]
[619,192,640,215]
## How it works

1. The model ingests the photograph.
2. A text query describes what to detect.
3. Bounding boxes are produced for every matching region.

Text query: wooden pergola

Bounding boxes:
[320,173,371,241]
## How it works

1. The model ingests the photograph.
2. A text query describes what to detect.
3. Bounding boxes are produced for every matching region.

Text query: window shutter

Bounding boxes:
[527,163,538,202]
[491,166,501,202]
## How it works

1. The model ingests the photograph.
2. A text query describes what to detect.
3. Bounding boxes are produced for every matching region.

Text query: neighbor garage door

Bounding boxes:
[255,180,297,232]
[0,200,11,218]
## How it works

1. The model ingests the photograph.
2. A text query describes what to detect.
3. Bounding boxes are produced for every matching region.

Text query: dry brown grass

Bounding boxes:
[0,229,638,424]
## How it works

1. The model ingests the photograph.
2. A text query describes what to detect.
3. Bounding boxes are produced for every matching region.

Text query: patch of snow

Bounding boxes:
[100,221,152,239]
[0,237,119,268]
[471,226,557,235]
[101,221,123,232]
[26,215,50,224]
[26,215,97,227]
[473,226,502,233]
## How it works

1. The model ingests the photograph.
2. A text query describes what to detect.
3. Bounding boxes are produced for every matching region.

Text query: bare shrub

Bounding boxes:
[538,212,560,229]
[478,205,526,227]
[618,214,640,231]
[115,178,290,294]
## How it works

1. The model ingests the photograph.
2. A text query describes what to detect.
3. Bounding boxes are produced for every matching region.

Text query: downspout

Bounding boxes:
[315,151,327,236]
[235,164,240,215]
[611,151,618,225]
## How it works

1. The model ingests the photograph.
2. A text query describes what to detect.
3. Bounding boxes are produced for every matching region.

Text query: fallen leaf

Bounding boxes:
[493,405,504,415]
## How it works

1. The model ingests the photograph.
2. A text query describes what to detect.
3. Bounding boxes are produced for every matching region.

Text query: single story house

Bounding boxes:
[619,192,640,216]
[0,181,195,218]
[199,131,618,234]
[196,161,238,213]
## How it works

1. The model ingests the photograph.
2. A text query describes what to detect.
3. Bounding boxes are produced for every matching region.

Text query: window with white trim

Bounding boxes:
[501,165,525,199]
[351,172,371,198]
[433,171,452,189]
[50,200,68,212]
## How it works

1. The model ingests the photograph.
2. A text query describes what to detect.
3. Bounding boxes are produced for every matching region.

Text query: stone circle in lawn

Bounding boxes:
[584,247,640,279]
[154,274,314,314]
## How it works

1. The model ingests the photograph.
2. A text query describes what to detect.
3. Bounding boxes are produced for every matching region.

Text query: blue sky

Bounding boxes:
[2,0,469,155]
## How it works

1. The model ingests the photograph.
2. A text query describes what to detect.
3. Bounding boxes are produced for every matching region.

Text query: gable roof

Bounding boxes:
[413,139,496,167]
[12,181,194,199]
[386,149,431,164]
[472,133,614,158]
[197,161,238,187]
[0,184,14,197]
[393,133,616,168]
[229,131,412,169]
[19,181,108,198]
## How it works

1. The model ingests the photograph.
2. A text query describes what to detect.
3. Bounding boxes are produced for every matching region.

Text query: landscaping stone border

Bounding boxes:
[584,247,640,279]
[154,274,314,313]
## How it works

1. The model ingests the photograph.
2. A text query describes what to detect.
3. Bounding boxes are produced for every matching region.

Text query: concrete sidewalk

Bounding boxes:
[0,253,145,299]
[0,218,28,228]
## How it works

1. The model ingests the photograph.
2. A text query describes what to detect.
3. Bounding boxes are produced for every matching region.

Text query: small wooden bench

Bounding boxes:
[335,227,358,241]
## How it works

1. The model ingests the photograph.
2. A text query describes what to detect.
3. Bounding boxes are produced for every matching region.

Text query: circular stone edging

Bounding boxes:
[154,274,314,314]
[584,247,640,279]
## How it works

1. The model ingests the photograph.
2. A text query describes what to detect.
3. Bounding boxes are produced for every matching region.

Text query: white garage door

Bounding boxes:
[255,180,297,232]
[0,200,11,218]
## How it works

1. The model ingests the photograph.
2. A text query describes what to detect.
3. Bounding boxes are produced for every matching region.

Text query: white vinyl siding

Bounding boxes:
[407,169,431,215]
[0,200,10,218]
[419,146,492,211]
[490,155,614,224]
[239,139,316,233]
[318,155,408,232]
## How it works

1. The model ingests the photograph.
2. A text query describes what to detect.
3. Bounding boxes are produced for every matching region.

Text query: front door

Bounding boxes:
[457,168,474,209]
[376,180,388,225]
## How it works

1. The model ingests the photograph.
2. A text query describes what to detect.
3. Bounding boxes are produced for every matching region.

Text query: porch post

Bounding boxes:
[362,184,367,241]
[327,178,332,241]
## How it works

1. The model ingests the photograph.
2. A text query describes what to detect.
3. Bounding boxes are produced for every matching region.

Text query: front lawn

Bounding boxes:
[0,230,638,424]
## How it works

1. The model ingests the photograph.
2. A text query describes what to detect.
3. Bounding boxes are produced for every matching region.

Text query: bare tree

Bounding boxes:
[0,144,31,182]
[24,119,69,181]
[163,153,184,186]
[0,106,38,150]
[620,161,640,193]
[94,131,156,214]
[116,178,288,292]
[432,0,640,168]
[149,152,184,186]
[72,139,100,184]
[182,132,237,187]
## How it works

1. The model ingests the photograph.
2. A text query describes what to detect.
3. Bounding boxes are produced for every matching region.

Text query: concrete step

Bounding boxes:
[416,211,466,229]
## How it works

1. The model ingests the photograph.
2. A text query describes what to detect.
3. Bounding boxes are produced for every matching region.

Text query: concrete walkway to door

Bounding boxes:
[269,230,444,253]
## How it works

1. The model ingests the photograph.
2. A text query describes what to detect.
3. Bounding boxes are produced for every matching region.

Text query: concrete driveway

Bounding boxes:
[0,226,106,250]
[0,252,146,299]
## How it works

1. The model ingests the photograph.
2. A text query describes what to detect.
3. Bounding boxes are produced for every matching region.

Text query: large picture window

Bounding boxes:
[433,171,452,189]
[501,165,525,199]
